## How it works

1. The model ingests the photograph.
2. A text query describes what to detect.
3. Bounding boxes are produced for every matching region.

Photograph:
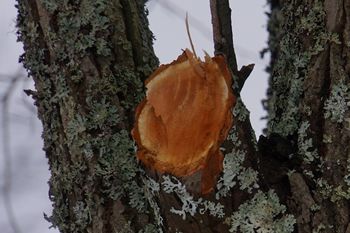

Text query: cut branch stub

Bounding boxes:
[132,49,235,194]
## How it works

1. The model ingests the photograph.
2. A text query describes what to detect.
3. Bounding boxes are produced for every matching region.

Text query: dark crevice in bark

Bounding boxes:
[316,46,331,162]
[27,0,51,67]
[120,0,142,68]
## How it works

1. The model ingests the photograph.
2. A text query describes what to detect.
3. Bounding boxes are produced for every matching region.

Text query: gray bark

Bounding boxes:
[16,0,350,232]
[264,0,350,232]
[17,0,158,232]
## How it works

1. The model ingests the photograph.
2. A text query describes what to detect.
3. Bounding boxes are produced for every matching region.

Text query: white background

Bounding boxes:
[0,1,269,232]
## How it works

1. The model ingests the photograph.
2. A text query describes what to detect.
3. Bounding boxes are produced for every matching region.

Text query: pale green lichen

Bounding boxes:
[82,142,94,159]
[287,169,296,177]
[233,97,249,122]
[143,176,163,231]
[298,121,318,164]
[299,1,325,34]
[216,148,245,199]
[162,175,199,220]
[316,176,350,203]
[228,190,296,233]
[324,82,350,123]
[344,158,350,186]
[128,182,148,212]
[316,178,333,200]
[322,134,333,144]
[237,167,259,193]
[310,204,321,212]
[331,185,350,202]
[345,118,350,130]
[198,200,225,218]
[226,127,241,145]
[17,0,158,232]
[66,114,87,146]
[266,1,327,136]
[162,176,224,220]
[328,33,341,45]
[143,175,160,195]
[321,159,350,202]
[250,129,259,151]
[304,170,315,179]
[95,130,147,209]
[87,98,121,129]
[41,0,58,13]
[217,127,259,199]
[313,224,326,233]
[72,201,91,228]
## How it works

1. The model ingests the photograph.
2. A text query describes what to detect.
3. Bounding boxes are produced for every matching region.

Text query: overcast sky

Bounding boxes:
[0,1,268,233]
[148,1,269,136]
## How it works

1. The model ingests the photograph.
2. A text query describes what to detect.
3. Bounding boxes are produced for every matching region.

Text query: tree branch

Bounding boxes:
[209,0,261,207]
[209,0,237,73]
[210,0,254,93]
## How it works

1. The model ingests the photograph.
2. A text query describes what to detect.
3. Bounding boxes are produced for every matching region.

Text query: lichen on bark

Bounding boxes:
[16,0,350,232]
[265,0,350,232]
[16,0,158,232]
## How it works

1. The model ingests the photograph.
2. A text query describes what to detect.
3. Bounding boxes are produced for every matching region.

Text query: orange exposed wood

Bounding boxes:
[132,49,235,194]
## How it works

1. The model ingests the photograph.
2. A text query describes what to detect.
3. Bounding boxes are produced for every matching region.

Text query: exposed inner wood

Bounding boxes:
[132,49,235,194]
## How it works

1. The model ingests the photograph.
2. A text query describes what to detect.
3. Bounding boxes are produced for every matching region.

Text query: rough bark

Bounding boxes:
[17,0,350,232]
[264,0,350,232]
[16,0,158,232]
[16,0,295,231]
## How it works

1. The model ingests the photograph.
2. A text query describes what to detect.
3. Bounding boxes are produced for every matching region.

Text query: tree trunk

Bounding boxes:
[16,0,159,232]
[16,0,350,232]
[264,0,350,232]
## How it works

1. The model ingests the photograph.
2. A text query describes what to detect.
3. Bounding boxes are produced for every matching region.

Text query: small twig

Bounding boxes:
[237,64,255,92]
[208,1,260,198]
[185,13,197,58]
[157,0,212,40]
[150,0,263,65]
[1,70,23,233]
[21,77,37,114]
